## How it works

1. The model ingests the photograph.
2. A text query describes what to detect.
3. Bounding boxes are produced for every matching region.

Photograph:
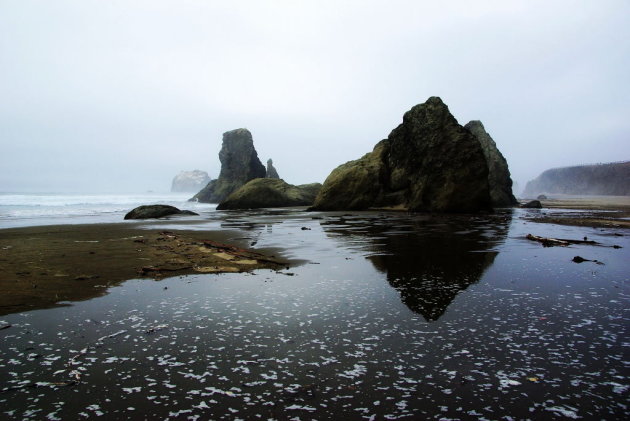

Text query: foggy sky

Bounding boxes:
[1,0,629,194]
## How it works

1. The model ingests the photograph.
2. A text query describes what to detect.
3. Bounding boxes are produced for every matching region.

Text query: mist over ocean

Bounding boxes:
[0,192,215,229]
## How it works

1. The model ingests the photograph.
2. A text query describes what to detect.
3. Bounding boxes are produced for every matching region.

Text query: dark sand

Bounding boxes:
[0,209,627,419]
[0,223,287,315]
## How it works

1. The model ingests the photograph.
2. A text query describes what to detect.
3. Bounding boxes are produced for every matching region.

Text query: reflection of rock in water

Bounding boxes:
[321,214,510,321]
[369,241,497,321]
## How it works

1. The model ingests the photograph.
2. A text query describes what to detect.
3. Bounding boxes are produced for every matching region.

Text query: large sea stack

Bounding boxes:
[171,170,211,193]
[192,129,266,203]
[523,162,630,197]
[311,97,495,212]
[464,121,517,207]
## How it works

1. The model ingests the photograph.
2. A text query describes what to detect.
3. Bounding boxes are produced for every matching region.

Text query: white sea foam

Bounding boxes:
[0,192,215,228]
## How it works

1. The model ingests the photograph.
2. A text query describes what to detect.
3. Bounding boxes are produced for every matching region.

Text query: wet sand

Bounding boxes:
[0,209,628,420]
[0,223,287,315]
[536,195,630,210]
[522,195,630,228]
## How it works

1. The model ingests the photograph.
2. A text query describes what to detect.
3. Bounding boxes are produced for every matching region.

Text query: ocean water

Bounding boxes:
[0,193,215,228]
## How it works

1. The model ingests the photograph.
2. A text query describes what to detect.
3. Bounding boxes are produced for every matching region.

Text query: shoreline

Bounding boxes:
[0,222,289,316]
[521,196,630,229]
[2,195,629,315]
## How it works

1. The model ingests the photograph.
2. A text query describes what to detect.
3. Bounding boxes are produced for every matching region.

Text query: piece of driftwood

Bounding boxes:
[526,234,600,247]
[138,265,192,275]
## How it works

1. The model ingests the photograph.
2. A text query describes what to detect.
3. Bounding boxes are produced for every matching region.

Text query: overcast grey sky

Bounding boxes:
[1,0,628,194]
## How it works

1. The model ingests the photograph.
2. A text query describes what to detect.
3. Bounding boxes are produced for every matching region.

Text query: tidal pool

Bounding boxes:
[1,209,628,420]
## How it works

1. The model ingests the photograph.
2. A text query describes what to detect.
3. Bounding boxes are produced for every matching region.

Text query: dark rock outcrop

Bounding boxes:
[465,121,517,207]
[192,129,266,203]
[217,178,322,210]
[523,162,630,197]
[124,205,198,220]
[266,159,280,179]
[311,97,493,212]
[171,170,211,192]
[521,200,542,209]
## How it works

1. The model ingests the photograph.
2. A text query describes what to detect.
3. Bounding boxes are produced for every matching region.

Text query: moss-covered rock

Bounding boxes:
[296,183,324,199]
[217,178,322,210]
[311,97,493,212]
[309,141,389,210]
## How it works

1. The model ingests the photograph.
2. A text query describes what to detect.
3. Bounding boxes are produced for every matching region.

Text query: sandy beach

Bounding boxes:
[522,195,630,228]
[3,195,629,315]
[0,223,286,315]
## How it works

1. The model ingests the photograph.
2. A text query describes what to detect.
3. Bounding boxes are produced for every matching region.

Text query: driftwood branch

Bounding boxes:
[526,234,600,247]
[138,265,192,275]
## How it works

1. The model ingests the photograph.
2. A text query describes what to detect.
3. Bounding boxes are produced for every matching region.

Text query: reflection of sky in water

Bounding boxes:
[1,209,628,419]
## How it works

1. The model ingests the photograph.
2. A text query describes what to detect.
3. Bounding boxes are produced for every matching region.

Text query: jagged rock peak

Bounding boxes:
[191,128,266,203]
[266,159,280,179]
[171,170,211,192]
[464,120,517,207]
[395,96,453,131]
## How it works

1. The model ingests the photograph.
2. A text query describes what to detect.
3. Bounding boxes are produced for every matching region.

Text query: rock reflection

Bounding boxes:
[217,209,297,231]
[217,209,293,245]
[321,213,511,321]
